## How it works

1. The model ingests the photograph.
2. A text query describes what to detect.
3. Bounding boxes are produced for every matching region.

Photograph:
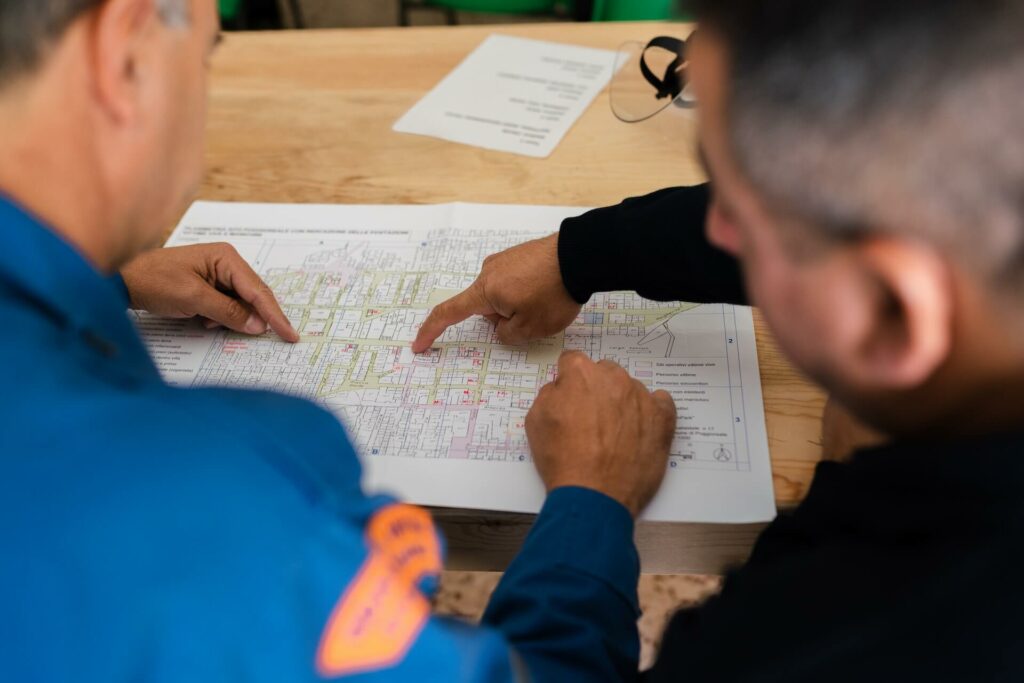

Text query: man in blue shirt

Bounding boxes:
[0,0,676,680]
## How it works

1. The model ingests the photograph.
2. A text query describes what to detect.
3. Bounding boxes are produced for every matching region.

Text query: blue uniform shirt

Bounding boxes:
[0,195,642,682]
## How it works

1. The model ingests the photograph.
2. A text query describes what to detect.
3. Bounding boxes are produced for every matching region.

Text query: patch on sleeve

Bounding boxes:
[316,504,443,678]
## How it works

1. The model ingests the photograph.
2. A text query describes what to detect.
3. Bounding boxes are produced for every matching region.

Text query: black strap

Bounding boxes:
[639,36,688,101]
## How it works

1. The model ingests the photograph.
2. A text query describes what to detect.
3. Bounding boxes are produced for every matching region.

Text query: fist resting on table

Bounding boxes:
[528,351,678,518]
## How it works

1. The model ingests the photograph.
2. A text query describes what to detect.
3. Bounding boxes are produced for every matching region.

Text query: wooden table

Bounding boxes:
[200,21,828,574]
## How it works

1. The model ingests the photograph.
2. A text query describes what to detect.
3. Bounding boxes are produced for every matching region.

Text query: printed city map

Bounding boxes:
[133,201,775,522]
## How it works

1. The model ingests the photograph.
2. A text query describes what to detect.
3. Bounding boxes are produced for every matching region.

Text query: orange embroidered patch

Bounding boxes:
[316,504,442,678]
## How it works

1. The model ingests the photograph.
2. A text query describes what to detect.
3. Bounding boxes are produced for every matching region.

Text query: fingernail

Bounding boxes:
[245,314,267,335]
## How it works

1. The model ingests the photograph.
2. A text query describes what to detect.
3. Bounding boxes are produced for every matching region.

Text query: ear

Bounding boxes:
[88,0,160,124]
[843,236,954,391]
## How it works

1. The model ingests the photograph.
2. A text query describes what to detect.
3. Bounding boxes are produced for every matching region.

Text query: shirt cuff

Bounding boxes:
[533,486,640,612]
[557,206,627,305]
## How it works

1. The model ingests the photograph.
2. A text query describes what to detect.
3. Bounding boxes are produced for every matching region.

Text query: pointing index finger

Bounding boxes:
[220,253,300,343]
[412,284,493,353]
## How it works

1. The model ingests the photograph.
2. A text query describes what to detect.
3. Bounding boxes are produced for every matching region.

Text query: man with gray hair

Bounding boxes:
[417,0,1024,679]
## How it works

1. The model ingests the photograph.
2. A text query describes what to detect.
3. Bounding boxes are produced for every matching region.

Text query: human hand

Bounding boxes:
[821,397,887,462]
[526,351,678,518]
[121,243,300,342]
[411,234,582,353]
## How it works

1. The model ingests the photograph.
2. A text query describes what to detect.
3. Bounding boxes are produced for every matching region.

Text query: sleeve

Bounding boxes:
[557,184,748,306]
[310,488,641,683]
[334,487,640,683]
[481,486,642,682]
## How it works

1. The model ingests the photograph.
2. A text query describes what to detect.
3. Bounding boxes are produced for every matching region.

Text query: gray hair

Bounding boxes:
[691,0,1024,286]
[156,0,190,26]
[0,0,190,85]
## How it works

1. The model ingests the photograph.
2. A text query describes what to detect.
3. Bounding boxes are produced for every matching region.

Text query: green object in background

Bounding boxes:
[427,0,559,13]
[591,0,679,21]
[407,0,684,22]
[219,0,243,21]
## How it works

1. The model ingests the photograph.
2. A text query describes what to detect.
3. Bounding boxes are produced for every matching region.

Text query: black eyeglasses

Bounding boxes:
[611,35,697,123]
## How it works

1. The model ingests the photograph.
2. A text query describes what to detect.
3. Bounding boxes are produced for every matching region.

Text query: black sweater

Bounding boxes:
[558,184,746,306]
[558,185,1024,682]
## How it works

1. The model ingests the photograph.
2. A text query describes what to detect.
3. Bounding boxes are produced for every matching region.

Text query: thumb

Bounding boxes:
[495,315,530,346]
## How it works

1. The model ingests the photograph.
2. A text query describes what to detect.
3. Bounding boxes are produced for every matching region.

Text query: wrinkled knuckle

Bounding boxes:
[431,301,451,320]
[471,281,492,307]
[565,350,588,367]
[224,297,248,322]
[249,286,270,305]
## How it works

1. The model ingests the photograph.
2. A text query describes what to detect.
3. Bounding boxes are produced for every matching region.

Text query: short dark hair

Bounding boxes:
[689,0,1024,283]
[0,1,104,84]
[0,0,189,86]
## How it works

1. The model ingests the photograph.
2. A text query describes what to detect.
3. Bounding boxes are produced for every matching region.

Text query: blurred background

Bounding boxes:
[219,0,686,30]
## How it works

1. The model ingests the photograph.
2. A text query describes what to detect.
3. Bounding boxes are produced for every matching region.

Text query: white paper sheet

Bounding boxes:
[135,201,777,523]
[393,34,618,158]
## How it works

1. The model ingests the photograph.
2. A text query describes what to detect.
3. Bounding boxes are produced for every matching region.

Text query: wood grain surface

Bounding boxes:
[196,21,827,573]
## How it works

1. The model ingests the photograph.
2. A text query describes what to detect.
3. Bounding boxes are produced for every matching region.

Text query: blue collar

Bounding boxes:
[0,193,159,380]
